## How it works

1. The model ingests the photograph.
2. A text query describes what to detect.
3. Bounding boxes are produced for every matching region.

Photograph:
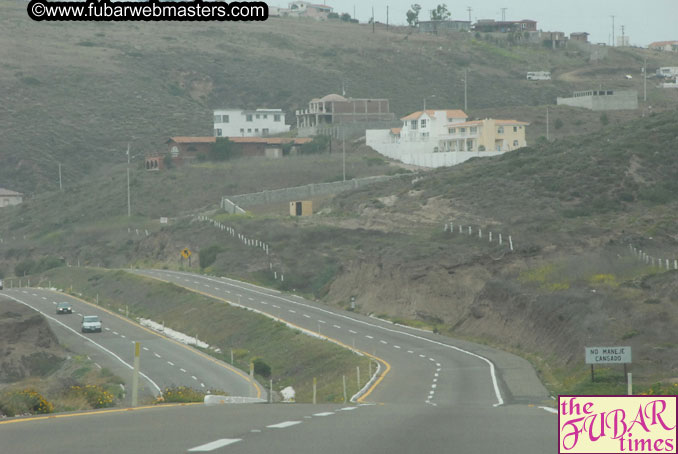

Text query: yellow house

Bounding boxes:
[440,119,529,152]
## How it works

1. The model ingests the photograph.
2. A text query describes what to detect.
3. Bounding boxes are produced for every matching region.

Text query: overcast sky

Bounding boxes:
[295,0,677,46]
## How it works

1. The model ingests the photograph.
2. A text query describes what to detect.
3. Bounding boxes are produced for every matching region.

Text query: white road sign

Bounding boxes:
[585,346,632,364]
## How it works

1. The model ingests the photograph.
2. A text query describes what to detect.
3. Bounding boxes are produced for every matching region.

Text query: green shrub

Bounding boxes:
[159,386,206,403]
[252,357,272,378]
[199,245,223,269]
[0,389,54,416]
[68,385,115,408]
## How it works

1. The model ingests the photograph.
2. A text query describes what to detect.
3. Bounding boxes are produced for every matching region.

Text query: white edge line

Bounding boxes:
[5,294,162,395]
[141,269,505,406]
[188,439,242,452]
[538,406,557,414]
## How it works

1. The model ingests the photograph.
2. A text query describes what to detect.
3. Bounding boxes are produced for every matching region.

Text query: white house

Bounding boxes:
[366,109,529,168]
[214,108,290,138]
[0,188,23,207]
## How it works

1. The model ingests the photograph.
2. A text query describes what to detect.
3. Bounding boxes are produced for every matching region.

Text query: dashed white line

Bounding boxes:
[333,325,341,329]
[201,383,205,388]
[180,368,187,373]
[188,439,242,452]
[267,421,302,429]
[249,297,255,301]
[365,335,374,339]
[154,353,161,358]
[318,320,326,324]
[120,335,126,339]
[303,314,311,319]
[192,375,198,380]
[105,328,111,331]
[407,350,414,354]
[167,361,174,366]
[419,354,426,358]
[288,310,296,314]
[143,347,149,351]
[338,407,357,411]
[77,313,83,316]
[113,331,119,335]
[349,330,357,334]
[313,412,335,417]
[41,297,47,300]
[394,345,401,349]
[272,305,280,309]
[261,301,268,305]
[52,301,57,304]
[380,340,388,344]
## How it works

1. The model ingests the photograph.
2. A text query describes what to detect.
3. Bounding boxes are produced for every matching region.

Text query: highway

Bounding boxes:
[0,270,558,453]
[2,287,260,404]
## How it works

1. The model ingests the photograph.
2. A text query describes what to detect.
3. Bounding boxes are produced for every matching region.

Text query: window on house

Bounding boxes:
[422,132,429,139]
[240,128,245,134]
[513,140,519,146]
[215,129,222,137]
[448,128,456,134]
[256,114,260,119]
[420,119,427,128]
[263,115,268,119]
[513,126,518,132]
[247,128,252,133]
[214,115,221,123]
[246,114,253,122]
[498,126,504,133]
[274,114,281,121]
[467,140,473,150]
[460,127,466,133]
[262,128,269,135]
[470,126,478,134]
[255,128,259,133]
[410,120,417,130]
[223,115,229,123]
[478,145,486,151]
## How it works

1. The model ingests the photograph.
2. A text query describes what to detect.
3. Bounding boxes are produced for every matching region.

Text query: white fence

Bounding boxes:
[628,244,677,270]
[444,222,514,252]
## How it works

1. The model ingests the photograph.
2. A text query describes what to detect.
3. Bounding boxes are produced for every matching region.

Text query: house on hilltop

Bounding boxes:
[0,188,23,207]
[473,19,537,33]
[213,108,290,138]
[270,1,334,19]
[649,41,678,52]
[296,93,395,137]
[418,20,471,34]
[366,109,529,168]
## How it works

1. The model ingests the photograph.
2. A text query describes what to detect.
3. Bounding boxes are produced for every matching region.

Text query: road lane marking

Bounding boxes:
[288,310,296,313]
[105,328,110,331]
[192,375,198,380]
[394,345,401,349]
[41,297,47,300]
[201,383,205,388]
[180,368,187,373]
[267,421,302,429]
[419,354,426,358]
[249,297,255,301]
[120,335,126,339]
[260,301,268,305]
[365,335,374,339]
[188,439,242,452]
[333,325,341,329]
[407,350,414,353]
[303,314,311,318]
[272,305,280,309]
[143,347,149,351]
[52,301,57,304]
[318,320,326,324]
[113,331,119,335]
[313,412,335,416]
[339,407,357,411]
[154,353,162,358]
[539,406,558,414]
[167,361,175,366]
[349,330,357,334]
[77,313,82,316]
[380,340,388,344]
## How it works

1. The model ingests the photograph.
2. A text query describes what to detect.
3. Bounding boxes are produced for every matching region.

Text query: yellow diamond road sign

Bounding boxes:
[181,248,191,259]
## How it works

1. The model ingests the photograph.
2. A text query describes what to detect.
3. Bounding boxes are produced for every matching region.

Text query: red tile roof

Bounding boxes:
[400,109,467,121]
[169,137,312,145]
[649,41,678,48]
[169,137,216,144]
[447,119,530,127]
[390,128,402,135]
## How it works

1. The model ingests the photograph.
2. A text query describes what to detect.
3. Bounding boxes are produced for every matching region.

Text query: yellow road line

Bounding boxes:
[0,403,201,426]
[140,273,391,403]
[46,289,262,399]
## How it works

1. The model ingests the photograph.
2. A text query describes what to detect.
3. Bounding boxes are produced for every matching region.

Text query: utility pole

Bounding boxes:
[643,57,647,102]
[546,106,550,141]
[386,5,389,31]
[621,25,625,47]
[463,68,468,111]
[372,6,374,33]
[501,8,507,21]
[342,127,346,182]
[126,143,131,217]
[58,163,62,191]
[467,6,472,23]
[610,15,615,46]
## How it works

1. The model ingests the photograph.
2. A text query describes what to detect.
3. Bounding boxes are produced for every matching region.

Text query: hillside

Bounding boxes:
[2,1,678,193]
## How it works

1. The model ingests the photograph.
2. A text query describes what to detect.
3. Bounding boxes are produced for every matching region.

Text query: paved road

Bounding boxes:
[0,270,558,453]
[2,287,260,404]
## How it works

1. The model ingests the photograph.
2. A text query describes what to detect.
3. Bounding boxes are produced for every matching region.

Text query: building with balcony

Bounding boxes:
[366,109,528,168]
[214,108,290,138]
[295,94,395,137]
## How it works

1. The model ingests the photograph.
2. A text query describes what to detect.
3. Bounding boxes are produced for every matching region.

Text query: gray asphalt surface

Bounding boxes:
[2,287,260,404]
[0,270,558,453]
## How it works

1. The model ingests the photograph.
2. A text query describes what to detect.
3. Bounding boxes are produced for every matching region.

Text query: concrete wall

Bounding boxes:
[222,175,399,209]
[557,90,638,111]
[298,120,399,139]
[367,140,505,168]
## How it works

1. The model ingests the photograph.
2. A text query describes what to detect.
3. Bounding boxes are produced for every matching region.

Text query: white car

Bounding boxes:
[81,315,102,333]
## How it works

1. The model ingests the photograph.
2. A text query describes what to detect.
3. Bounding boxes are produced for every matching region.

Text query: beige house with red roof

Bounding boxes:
[649,41,678,52]
[366,109,529,168]
[0,188,23,207]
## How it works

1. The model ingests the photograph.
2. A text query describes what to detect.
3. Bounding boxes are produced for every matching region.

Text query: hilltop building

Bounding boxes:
[269,2,333,19]
[473,19,537,33]
[366,109,528,168]
[213,108,290,138]
[570,32,589,43]
[0,188,23,207]
[649,41,678,52]
[557,90,638,111]
[295,94,395,137]
[418,20,471,34]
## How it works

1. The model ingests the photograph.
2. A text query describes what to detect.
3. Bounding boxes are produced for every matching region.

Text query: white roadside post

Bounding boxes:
[313,377,317,405]
[132,342,141,407]
[628,373,632,395]
[342,375,347,404]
